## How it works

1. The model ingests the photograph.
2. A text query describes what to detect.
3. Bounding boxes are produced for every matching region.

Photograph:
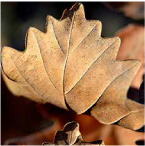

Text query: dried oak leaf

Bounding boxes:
[1,3,144,130]
[4,115,144,145]
[116,24,144,89]
[42,121,105,145]
[114,24,145,130]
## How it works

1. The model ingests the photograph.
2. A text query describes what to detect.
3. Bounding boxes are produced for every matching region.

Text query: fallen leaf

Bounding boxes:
[116,24,144,89]
[42,121,105,145]
[113,125,144,145]
[104,2,144,20]
[2,3,144,130]
[4,116,144,145]
[4,122,60,145]
[114,24,145,130]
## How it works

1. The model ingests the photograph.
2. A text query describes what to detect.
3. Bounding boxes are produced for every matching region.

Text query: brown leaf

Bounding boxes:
[2,3,144,130]
[113,125,144,145]
[115,24,145,130]
[104,2,144,20]
[4,122,60,145]
[116,24,144,89]
[5,118,143,145]
[43,121,105,145]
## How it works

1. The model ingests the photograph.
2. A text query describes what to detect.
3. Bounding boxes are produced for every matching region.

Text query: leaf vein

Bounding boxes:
[66,39,119,94]
[32,31,60,93]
